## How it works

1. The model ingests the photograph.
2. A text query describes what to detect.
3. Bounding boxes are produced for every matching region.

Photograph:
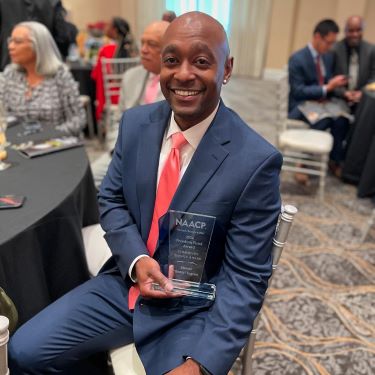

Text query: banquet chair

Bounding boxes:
[100,57,140,143]
[232,204,297,374]
[277,73,333,200]
[79,95,95,139]
[81,224,112,277]
[0,288,18,375]
[0,288,18,335]
[108,204,298,375]
[0,316,10,375]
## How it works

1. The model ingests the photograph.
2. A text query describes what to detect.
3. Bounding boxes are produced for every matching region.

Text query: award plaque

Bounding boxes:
[152,210,216,300]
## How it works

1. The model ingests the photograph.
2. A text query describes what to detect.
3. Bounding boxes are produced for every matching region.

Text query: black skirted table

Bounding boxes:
[0,125,99,325]
[342,89,375,197]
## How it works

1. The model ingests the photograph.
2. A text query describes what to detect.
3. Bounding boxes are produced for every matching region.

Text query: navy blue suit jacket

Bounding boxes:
[98,100,282,375]
[288,46,334,118]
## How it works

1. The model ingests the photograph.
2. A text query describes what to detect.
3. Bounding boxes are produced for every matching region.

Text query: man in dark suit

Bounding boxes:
[9,12,282,375]
[333,15,375,107]
[288,19,349,175]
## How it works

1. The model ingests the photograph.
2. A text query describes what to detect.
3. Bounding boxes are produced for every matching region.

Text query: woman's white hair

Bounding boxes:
[14,21,64,76]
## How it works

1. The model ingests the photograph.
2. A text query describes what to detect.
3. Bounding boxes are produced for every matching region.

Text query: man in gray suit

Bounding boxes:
[92,20,169,188]
[118,20,169,111]
[333,15,375,106]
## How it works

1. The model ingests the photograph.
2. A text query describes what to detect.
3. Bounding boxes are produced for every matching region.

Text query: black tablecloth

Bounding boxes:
[0,125,99,325]
[342,89,375,197]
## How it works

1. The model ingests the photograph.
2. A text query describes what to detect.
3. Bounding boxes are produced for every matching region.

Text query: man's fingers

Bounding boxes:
[151,269,174,292]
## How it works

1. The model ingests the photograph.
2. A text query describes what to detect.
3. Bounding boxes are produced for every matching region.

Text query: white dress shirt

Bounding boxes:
[308,43,327,97]
[128,103,220,280]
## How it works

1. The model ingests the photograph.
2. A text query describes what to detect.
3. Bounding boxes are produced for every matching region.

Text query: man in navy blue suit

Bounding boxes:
[288,19,349,176]
[9,12,282,375]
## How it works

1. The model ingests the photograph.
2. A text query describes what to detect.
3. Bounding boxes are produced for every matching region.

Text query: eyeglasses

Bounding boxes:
[7,37,31,45]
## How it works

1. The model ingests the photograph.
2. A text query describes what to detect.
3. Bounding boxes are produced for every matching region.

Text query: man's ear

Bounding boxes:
[223,56,234,83]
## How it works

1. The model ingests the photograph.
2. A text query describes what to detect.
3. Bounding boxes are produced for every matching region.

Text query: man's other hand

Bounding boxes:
[326,75,347,91]
[166,359,201,374]
[344,90,362,103]
[135,257,174,298]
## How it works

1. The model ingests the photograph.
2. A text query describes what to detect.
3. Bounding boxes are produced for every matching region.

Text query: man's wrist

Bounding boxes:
[185,357,210,375]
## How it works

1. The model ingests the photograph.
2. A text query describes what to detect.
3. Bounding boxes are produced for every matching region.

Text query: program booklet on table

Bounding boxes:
[17,136,83,158]
[298,98,353,125]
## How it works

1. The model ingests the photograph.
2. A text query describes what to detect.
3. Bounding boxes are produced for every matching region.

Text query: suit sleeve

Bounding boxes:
[118,72,128,112]
[190,151,282,375]
[97,114,148,280]
[289,55,324,101]
[368,44,375,84]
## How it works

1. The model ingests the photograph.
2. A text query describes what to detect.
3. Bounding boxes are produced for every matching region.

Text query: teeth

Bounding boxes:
[174,90,199,96]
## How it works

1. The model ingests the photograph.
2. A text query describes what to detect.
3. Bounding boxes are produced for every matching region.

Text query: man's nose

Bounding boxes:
[141,43,148,55]
[174,61,194,81]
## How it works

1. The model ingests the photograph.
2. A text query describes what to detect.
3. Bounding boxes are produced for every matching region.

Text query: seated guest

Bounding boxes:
[119,20,169,111]
[288,19,349,176]
[91,17,138,121]
[0,21,85,136]
[9,12,282,375]
[92,20,169,189]
[333,15,375,107]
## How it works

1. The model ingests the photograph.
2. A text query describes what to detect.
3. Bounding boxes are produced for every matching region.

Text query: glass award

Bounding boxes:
[152,210,216,300]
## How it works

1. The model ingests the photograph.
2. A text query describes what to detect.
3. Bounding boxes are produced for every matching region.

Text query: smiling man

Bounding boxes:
[9,12,282,375]
[332,16,375,106]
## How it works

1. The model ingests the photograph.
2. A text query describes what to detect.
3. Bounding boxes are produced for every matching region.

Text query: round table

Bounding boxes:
[0,125,99,325]
[342,89,375,197]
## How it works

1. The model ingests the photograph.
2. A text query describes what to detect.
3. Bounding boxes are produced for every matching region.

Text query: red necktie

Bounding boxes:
[128,132,187,309]
[316,55,324,86]
[144,75,160,104]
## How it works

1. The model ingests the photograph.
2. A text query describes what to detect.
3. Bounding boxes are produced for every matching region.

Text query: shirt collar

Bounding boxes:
[308,43,320,59]
[167,102,220,150]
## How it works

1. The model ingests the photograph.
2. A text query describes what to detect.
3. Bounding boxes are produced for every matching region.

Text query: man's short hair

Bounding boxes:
[313,19,339,36]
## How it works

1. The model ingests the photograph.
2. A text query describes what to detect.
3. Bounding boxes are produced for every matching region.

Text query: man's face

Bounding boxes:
[345,19,363,47]
[140,28,163,74]
[315,31,337,54]
[160,26,232,129]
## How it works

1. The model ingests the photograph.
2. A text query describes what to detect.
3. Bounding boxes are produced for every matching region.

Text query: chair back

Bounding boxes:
[0,316,9,375]
[101,57,140,107]
[236,204,298,374]
[0,288,18,334]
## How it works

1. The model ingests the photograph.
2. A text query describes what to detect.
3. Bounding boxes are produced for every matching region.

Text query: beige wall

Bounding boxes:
[62,0,375,75]
[265,0,375,70]
[63,0,165,39]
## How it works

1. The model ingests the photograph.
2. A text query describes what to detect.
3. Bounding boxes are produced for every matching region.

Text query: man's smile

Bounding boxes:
[172,89,201,97]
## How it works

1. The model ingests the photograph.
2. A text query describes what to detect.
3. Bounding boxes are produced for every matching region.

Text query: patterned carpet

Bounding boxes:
[240,174,375,375]
[223,77,375,375]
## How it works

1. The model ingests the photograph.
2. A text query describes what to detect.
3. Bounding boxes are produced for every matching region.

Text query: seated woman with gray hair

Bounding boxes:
[0,21,85,136]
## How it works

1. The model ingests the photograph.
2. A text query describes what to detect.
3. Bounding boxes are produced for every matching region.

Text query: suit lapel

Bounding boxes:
[340,43,348,79]
[136,102,171,240]
[170,102,231,213]
[358,41,366,86]
[304,47,318,83]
